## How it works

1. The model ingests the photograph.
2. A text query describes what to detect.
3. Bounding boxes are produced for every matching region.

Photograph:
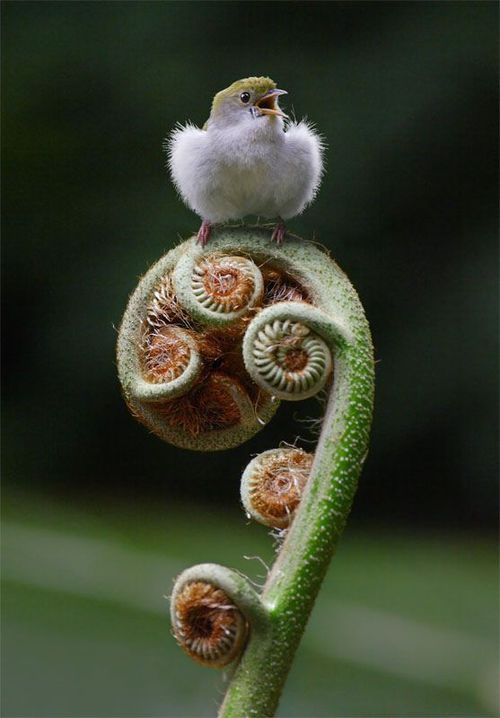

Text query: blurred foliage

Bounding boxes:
[1,3,498,716]
[2,490,498,717]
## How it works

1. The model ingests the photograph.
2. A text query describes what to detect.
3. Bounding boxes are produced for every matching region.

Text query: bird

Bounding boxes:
[167,77,324,247]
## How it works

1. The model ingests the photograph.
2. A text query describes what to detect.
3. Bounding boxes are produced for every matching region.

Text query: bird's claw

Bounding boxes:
[271,221,286,246]
[196,220,212,247]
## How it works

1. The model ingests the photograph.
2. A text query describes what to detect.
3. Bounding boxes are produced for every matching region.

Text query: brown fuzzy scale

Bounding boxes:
[194,327,265,407]
[146,273,191,329]
[261,265,310,306]
[141,326,192,383]
[173,581,247,668]
[282,347,309,372]
[156,372,243,437]
[197,327,242,363]
[248,449,313,528]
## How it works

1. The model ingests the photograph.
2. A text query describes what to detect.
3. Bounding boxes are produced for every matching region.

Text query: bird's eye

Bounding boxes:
[240,92,251,104]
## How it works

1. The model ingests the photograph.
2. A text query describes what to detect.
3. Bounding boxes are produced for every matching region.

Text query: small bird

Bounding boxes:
[167,77,324,246]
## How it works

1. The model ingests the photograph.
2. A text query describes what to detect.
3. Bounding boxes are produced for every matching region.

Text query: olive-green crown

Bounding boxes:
[211,76,276,115]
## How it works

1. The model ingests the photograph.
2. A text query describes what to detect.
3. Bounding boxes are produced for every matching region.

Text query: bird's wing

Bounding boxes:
[274,121,326,218]
[166,123,209,208]
[283,120,326,194]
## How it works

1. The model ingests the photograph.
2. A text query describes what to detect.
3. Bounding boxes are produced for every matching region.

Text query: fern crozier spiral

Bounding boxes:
[248,317,332,400]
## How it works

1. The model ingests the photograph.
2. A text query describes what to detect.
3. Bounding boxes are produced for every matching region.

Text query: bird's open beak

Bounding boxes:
[254,89,288,117]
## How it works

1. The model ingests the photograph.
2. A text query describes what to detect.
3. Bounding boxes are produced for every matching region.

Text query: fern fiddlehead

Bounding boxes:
[116,226,374,717]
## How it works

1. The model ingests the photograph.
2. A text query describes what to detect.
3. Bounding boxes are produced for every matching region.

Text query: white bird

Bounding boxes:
[167,76,324,246]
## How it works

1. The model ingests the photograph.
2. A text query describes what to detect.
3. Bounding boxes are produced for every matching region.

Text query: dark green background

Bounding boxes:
[2,2,498,717]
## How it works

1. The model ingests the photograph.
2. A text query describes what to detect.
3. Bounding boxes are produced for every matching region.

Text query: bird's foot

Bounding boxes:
[271,220,287,246]
[196,220,212,247]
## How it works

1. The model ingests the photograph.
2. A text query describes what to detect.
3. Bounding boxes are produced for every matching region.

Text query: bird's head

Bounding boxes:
[207,77,287,130]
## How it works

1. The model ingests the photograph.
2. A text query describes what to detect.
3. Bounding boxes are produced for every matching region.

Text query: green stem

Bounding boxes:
[218,234,374,717]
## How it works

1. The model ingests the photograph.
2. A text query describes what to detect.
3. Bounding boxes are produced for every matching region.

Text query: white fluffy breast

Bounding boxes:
[167,119,324,223]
